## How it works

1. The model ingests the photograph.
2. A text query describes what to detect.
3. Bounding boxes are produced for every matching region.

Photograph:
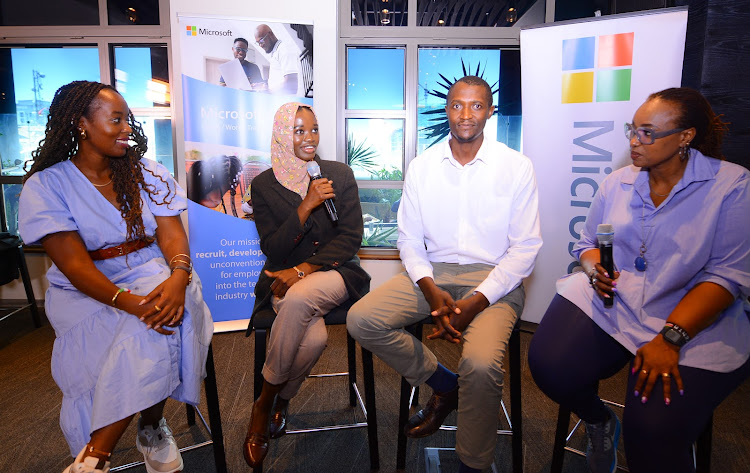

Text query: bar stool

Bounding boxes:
[250,299,380,472]
[551,385,713,473]
[396,318,523,473]
[112,343,227,473]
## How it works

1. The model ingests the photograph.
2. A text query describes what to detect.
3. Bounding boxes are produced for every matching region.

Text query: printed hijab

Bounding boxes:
[271,102,316,198]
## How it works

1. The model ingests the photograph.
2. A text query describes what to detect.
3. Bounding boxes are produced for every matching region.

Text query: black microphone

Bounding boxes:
[306,161,338,223]
[596,224,615,307]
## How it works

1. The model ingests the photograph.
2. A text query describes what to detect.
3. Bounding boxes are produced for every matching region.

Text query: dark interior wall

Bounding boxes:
[678,0,750,169]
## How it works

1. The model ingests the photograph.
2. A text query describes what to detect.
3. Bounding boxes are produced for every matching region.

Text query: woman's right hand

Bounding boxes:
[301,178,335,213]
[117,292,177,336]
[589,263,620,300]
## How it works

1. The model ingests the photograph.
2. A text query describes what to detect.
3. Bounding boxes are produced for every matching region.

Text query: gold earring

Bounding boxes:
[79,128,87,140]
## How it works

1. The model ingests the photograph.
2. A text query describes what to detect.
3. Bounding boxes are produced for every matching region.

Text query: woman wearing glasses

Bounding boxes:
[528,87,750,473]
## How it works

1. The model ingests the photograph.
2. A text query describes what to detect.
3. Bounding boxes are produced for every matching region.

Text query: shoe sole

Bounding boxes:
[136,441,184,473]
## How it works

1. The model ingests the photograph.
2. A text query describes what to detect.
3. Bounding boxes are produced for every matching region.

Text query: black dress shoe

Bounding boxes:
[404,386,459,438]
[243,407,270,468]
[269,397,289,439]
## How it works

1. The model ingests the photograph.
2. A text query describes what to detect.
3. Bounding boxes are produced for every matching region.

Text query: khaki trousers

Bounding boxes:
[263,270,348,400]
[347,262,523,469]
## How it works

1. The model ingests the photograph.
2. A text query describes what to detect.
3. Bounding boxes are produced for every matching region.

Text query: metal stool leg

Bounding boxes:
[509,326,523,473]
[361,343,380,470]
[551,405,571,473]
[695,414,713,473]
[205,344,227,473]
[396,375,412,470]
[347,332,357,406]
[17,246,41,328]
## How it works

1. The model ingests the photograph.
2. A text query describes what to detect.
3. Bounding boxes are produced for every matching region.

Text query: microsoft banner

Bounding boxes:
[520,8,688,323]
[177,14,313,331]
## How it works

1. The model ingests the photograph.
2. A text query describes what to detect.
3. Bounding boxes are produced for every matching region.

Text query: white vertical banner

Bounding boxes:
[520,8,688,323]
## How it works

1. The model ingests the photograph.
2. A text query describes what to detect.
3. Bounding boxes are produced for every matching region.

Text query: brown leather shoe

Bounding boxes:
[404,386,459,438]
[243,406,270,468]
[269,397,289,439]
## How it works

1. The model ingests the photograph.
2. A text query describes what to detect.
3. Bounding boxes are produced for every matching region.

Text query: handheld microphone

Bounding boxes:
[596,224,615,308]
[306,161,338,223]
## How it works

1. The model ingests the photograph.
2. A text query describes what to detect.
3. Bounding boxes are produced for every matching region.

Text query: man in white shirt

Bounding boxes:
[348,76,542,473]
[254,24,301,95]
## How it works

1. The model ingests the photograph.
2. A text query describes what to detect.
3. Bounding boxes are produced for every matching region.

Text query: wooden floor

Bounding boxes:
[0,307,748,473]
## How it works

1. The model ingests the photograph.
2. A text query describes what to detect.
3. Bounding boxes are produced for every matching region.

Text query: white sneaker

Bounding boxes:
[63,446,111,473]
[136,418,184,473]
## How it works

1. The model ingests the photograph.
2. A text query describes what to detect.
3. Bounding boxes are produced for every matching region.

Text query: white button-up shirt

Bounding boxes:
[397,136,543,304]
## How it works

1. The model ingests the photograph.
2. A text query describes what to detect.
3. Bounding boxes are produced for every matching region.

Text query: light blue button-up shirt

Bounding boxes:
[557,149,750,372]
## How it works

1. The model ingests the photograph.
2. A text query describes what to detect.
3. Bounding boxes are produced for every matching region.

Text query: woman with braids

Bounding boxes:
[18,81,212,473]
[529,87,750,473]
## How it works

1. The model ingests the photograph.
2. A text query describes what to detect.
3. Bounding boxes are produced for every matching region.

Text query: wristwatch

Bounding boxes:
[660,322,690,347]
[293,265,305,279]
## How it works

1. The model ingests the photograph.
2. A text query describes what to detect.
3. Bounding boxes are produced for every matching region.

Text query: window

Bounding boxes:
[113,45,174,175]
[0,0,172,237]
[341,0,543,248]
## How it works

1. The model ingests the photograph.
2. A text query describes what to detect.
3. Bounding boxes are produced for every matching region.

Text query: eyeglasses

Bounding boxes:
[256,32,270,45]
[624,123,684,145]
[233,46,249,52]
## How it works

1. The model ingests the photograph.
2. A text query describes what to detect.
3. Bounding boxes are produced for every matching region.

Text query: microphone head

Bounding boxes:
[596,223,614,245]
[306,161,321,177]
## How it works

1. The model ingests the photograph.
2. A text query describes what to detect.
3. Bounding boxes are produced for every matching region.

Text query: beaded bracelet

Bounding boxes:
[171,265,193,285]
[111,287,130,307]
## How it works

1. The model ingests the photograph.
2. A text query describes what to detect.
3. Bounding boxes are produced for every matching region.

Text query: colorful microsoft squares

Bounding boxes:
[186,26,197,36]
[598,33,634,67]
[597,69,632,102]
[562,37,595,71]
[562,72,594,104]
[561,32,634,103]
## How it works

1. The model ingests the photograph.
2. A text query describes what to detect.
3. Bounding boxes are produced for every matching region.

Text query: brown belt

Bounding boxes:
[89,237,154,261]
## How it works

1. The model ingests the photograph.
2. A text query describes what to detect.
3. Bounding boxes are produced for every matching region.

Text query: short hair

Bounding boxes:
[233,38,249,46]
[648,87,729,160]
[446,76,493,108]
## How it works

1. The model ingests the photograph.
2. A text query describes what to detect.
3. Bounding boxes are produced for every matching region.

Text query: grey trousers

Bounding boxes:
[262,270,348,400]
[347,262,523,469]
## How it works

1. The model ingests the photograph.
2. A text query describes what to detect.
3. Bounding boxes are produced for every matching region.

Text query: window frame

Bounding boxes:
[338,0,553,253]
[0,0,174,240]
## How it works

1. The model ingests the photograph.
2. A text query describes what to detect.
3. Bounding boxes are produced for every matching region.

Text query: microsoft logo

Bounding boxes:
[561,32,634,104]
[186,25,197,36]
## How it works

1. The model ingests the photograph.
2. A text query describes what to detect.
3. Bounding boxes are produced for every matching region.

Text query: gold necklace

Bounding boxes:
[91,178,113,187]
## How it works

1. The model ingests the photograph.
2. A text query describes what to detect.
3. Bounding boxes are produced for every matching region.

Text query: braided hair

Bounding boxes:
[648,87,729,161]
[24,80,172,240]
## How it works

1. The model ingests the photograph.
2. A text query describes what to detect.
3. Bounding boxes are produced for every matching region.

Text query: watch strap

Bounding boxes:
[293,265,305,279]
[660,322,690,347]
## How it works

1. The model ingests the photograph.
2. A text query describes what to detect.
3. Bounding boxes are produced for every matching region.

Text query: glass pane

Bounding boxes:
[346,118,404,180]
[360,188,401,247]
[108,0,160,25]
[351,0,408,26]
[2,183,22,236]
[416,0,534,27]
[417,47,522,154]
[0,0,99,26]
[347,47,405,110]
[0,46,100,177]
[112,45,174,174]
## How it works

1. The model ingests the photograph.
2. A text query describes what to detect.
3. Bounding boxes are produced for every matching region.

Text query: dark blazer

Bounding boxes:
[247,157,370,333]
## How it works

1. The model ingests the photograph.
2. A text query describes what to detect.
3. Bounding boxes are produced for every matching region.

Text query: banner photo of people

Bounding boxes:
[177,14,313,330]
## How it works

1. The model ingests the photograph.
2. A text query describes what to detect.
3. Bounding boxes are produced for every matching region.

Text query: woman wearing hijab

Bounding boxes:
[242,102,369,468]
